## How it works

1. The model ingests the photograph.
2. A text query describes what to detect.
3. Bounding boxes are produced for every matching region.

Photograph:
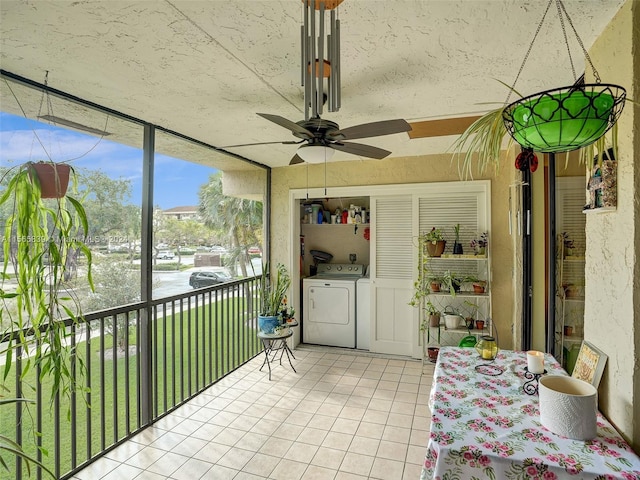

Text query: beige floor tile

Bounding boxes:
[355,422,385,440]
[124,446,167,469]
[386,412,413,428]
[192,441,231,463]
[73,346,434,480]
[284,442,319,463]
[338,452,374,477]
[216,446,255,470]
[322,431,354,451]
[376,439,408,461]
[270,458,308,480]
[381,425,411,444]
[311,446,346,470]
[242,452,280,476]
[338,406,366,421]
[297,426,330,446]
[307,414,337,431]
[402,462,424,480]
[202,464,239,480]
[347,436,380,456]
[213,426,246,446]
[235,431,270,452]
[301,464,338,480]
[101,463,143,480]
[147,451,188,475]
[406,444,427,465]
[258,437,294,457]
[170,457,214,480]
[73,456,120,480]
[361,410,389,425]
[331,418,360,435]
[409,428,430,446]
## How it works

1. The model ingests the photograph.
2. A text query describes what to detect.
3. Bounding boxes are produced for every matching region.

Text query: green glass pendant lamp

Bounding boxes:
[501,0,626,154]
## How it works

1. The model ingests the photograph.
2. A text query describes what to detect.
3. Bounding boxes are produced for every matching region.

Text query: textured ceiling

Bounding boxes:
[0,0,626,169]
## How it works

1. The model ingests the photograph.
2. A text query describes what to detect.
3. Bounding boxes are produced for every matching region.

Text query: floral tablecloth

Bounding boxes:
[421,347,640,480]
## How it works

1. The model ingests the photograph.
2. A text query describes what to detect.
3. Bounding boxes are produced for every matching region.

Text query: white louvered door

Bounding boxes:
[370,196,415,355]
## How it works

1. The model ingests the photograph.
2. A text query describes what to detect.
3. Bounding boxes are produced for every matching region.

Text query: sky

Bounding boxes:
[0,112,218,209]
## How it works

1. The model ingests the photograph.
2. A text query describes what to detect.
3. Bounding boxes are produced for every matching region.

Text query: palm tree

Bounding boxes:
[198,172,263,279]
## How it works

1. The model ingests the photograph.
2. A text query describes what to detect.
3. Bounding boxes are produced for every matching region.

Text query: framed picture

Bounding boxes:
[572,341,607,388]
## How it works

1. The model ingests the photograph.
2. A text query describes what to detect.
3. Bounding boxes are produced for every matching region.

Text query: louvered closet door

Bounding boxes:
[370,196,415,356]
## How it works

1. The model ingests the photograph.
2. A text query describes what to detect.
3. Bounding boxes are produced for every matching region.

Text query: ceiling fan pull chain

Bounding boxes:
[557,0,601,83]
[505,0,554,105]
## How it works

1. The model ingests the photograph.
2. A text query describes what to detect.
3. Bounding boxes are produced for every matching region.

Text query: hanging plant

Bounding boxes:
[453,0,627,179]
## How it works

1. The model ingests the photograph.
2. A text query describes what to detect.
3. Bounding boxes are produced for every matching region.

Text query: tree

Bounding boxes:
[198,172,263,278]
[83,261,140,352]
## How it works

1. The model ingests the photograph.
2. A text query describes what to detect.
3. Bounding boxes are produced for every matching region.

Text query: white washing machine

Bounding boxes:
[303,264,364,348]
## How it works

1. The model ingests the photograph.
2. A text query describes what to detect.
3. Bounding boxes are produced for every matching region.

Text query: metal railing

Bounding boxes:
[2,276,262,479]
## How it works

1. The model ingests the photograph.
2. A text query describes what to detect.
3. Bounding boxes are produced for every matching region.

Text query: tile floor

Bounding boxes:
[72,345,434,480]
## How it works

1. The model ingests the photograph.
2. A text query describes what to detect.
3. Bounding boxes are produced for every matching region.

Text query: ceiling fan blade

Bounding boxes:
[220,140,303,148]
[257,113,314,139]
[328,119,411,141]
[329,141,392,160]
[289,154,304,165]
[407,116,482,139]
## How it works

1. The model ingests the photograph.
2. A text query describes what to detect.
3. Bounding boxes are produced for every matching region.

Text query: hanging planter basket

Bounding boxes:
[27,162,71,198]
[502,84,626,153]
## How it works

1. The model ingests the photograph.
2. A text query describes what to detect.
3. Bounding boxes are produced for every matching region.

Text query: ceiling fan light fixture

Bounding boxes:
[297,144,335,163]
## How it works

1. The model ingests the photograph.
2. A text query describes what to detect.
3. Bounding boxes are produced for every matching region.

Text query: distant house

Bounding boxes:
[161,206,200,221]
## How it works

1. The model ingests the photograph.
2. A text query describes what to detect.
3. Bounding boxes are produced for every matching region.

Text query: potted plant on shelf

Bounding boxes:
[423,300,441,328]
[423,227,446,257]
[442,270,462,296]
[470,232,488,256]
[452,223,463,255]
[258,263,291,334]
[428,275,443,293]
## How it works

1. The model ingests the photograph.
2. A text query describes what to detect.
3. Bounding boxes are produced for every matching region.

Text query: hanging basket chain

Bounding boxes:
[506,0,603,105]
[505,0,554,105]
[557,0,601,83]
[555,0,576,83]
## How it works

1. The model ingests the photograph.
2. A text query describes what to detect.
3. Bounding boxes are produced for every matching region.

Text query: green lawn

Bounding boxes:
[1,290,261,479]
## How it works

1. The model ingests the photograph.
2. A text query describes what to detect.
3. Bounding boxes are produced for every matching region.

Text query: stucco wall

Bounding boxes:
[584,0,639,449]
[270,152,518,350]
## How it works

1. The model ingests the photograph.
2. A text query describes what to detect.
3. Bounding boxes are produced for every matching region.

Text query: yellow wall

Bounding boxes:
[270,152,518,350]
[583,0,639,449]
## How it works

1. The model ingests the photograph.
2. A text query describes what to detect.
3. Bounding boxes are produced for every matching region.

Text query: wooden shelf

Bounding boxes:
[583,206,616,214]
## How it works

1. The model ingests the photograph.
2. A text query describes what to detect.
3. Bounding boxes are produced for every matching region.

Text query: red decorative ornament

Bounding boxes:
[363,227,370,241]
[515,149,538,173]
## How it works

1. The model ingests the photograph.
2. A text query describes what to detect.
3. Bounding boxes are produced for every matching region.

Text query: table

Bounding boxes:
[421,347,640,480]
[258,326,297,380]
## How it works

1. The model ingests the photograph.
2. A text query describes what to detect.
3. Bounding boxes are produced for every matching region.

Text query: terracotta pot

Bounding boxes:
[430,282,441,292]
[427,347,439,363]
[425,240,446,257]
[29,162,71,198]
[475,320,485,330]
[473,283,486,294]
[563,325,573,336]
[429,313,441,327]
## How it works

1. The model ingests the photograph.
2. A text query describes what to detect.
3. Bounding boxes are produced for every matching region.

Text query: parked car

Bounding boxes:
[189,271,232,288]
[209,245,227,254]
[248,246,261,255]
[157,250,175,260]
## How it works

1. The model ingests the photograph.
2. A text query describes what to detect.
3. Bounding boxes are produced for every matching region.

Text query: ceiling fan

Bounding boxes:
[222,0,411,165]
[251,113,411,165]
